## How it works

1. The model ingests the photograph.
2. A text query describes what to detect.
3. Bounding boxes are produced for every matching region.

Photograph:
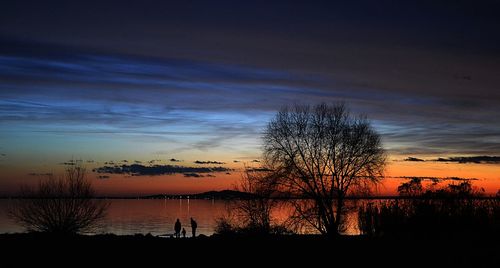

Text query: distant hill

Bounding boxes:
[143,190,256,200]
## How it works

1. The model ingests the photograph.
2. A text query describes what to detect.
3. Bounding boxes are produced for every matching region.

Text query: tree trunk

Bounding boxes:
[333,195,344,236]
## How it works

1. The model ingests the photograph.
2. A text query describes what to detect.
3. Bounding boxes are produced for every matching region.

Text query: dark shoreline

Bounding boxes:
[2,233,498,266]
[1,195,499,200]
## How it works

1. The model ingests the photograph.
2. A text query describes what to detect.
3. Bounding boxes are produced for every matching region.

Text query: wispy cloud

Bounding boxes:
[1,37,500,158]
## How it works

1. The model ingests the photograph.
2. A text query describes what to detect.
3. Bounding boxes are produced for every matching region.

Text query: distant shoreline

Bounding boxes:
[1,189,499,200]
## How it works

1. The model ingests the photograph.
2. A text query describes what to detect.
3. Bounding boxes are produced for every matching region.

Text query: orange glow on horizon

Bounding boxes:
[1,158,499,197]
[380,161,500,196]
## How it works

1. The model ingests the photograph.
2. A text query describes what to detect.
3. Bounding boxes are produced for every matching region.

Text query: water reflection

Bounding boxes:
[98,199,228,236]
[0,199,364,235]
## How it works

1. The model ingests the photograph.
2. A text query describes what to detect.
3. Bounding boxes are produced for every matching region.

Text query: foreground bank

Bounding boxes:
[1,233,498,266]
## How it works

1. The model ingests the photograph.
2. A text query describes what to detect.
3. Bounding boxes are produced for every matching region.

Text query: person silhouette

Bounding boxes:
[181,228,186,238]
[190,217,198,237]
[174,218,181,238]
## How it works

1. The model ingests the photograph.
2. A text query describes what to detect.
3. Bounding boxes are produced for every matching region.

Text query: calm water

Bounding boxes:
[0,199,361,235]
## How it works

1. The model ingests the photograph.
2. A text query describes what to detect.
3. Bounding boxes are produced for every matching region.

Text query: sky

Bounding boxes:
[1,0,500,196]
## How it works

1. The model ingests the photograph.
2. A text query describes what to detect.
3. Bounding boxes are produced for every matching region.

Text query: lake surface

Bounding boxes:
[0,199,361,235]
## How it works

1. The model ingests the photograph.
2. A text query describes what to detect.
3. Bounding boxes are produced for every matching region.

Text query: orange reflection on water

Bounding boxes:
[98,199,229,236]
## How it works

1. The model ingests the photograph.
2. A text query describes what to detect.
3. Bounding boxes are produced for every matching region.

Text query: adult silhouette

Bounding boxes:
[174,219,181,238]
[190,217,198,237]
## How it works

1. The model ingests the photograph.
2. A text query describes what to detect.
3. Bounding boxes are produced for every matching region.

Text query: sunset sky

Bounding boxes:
[1,1,500,196]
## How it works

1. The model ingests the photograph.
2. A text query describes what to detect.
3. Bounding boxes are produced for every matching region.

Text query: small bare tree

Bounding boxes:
[235,167,280,233]
[263,103,386,236]
[8,165,108,234]
[215,166,284,235]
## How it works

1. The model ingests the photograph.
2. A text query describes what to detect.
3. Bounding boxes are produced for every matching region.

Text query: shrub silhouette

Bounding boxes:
[359,181,500,238]
[8,165,108,234]
[214,168,291,235]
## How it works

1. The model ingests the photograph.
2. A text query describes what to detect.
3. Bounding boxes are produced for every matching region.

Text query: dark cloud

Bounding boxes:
[251,160,261,163]
[182,173,214,178]
[233,160,240,163]
[59,159,88,165]
[121,160,128,163]
[183,173,204,178]
[194,160,225,165]
[433,156,500,164]
[86,160,95,163]
[134,160,142,164]
[399,155,500,164]
[28,173,53,176]
[396,176,478,182]
[94,164,231,176]
[246,167,273,172]
[170,158,181,162]
[403,157,425,162]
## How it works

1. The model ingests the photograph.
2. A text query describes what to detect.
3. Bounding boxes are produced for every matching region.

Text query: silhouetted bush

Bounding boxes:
[214,219,293,236]
[214,217,236,235]
[359,181,500,238]
[8,166,108,234]
[214,211,293,236]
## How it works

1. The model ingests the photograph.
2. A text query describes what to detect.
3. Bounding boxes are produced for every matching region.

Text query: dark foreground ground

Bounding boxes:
[1,233,498,267]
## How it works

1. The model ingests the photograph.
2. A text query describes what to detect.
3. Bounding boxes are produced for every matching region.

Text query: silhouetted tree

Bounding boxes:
[397,178,423,197]
[8,165,108,234]
[263,103,386,236]
[445,181,483,197]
